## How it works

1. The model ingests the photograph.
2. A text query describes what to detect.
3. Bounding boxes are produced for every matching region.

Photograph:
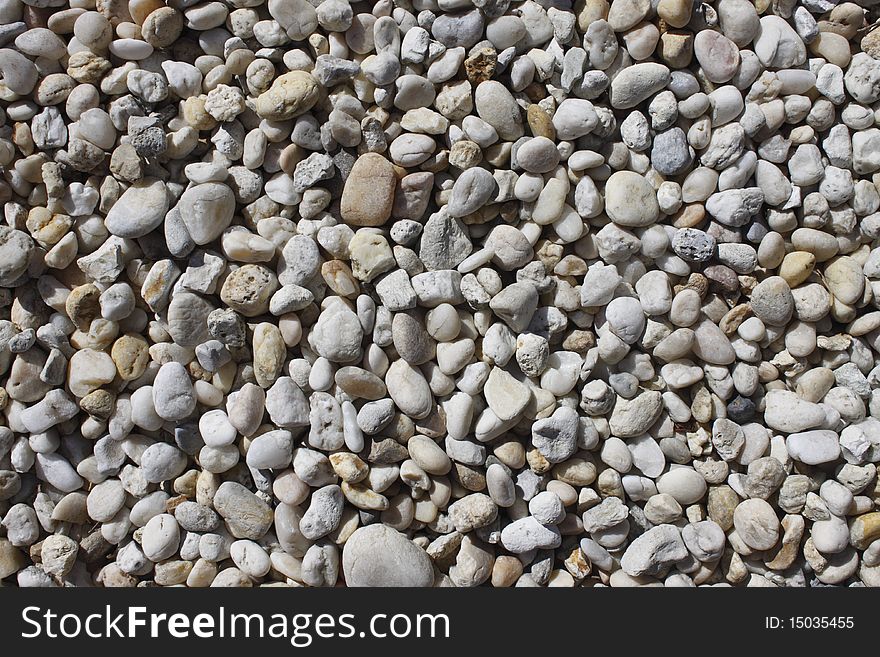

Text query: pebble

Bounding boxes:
[103,178,168,238]
[620,525,688,576]
[786,430,842,465]
[152,362,196,421]
[213,482,273,540]
[341,154,397,227]
[342,525,434,587]
[500,517,562,554]
[609,391,663,438]
[604,171,660,227]
[733,499,781,550]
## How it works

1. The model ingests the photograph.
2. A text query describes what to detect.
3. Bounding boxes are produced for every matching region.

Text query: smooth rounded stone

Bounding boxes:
[67,349,116,398]
[620,524,688,576]
[486,225,532,271]
[104,178,168,238]
[0,48,38,95]
[624,23,660,61]
[474,80,523,141]
[552,99,599,140]
[500,516,562,554]
[35,453,83,493]
[749,276,793,327]
[178,183,235,245]
[489,282,538,333]
[656,468,708,505]
[786,430,842,465]
[447,167,497,218]
[733,499,780,551]
[408,434,451,475]
[212,482,273,540]
[142,514,180,562]
[609,390,663,438]
[717,0,760,47]
[152,362,196,421]
[517,137,560,173]
[246,430,293,470]
[385,359,433,420]
[824,256,864,306]
[691,319,736,366]
[342,524,434,587]
[816,548,860,585]
[167,293,214,348]
[230,539,271,579]
[607,0,650,32]
[140,442,187,484]
[609,63,671,109]
[431,8,483,48]
[694,30,740,83]
[627,434,665,479]
[764,390,827,433]
[605,297,646,345]
[484,367,530,422]
[604,171,660,227]
[528,491,565,525]
[341,154,397,227]
[812,515,850,555]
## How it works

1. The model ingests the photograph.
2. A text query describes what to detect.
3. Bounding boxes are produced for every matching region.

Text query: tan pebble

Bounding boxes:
[254,70,320,121]
[779,251,816,287]
[657,0,692,28]
[527,104,556,140]
[111,333,150,381]
[340,153,397,227]
[65,283,101,330]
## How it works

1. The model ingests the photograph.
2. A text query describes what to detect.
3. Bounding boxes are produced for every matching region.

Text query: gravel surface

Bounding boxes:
[0,0,879,588]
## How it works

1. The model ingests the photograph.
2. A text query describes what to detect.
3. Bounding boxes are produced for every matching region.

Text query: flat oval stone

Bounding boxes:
[385,359,433,419]
[104,178,169,238]
[474,80,523,141]
[342,524,434,587]
[178,183,235,245]
[609,62,671,109]
[341,153,397,227]
[152,361,196,421]
[733,498,780,550]
[694,30,740,83]
[786,430,841,465]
